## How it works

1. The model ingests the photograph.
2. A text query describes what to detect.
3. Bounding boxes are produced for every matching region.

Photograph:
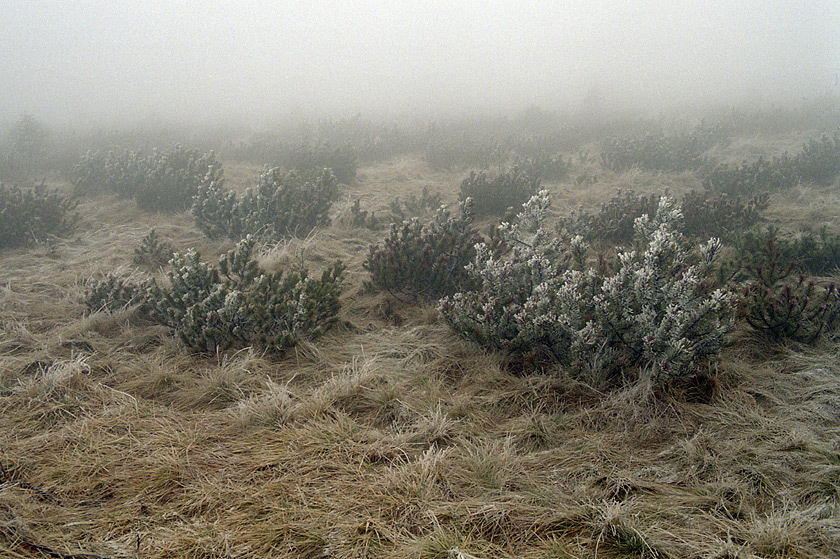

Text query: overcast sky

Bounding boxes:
[2,0,838,127]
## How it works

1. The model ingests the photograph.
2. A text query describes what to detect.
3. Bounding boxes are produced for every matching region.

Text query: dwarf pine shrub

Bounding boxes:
[286,142,357,184]
[600,126,724,174]
[85,237,344,354]
[792,132,840,185]
[192,167,340,241]
[71,146,220,212]
[132,229,175,268]
[737,235,840,343]
[0,181,77,248]
[459,167,540,217]
[365,199,482,300]
[441,193,735,383]
[703,155,799,196]
[559,189,768,245]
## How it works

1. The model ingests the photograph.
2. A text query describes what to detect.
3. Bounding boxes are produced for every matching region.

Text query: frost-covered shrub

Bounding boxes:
[0,181,77,248]
[365,199,481,300]
[148,237,344,353]
[459,167,540,217]
[441,193,735,383]
[192,167,340,241]
[71,146,220,212]
[86,237,344,354]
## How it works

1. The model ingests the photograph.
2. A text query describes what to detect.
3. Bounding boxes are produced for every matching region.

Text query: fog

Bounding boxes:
[2,0,838,128]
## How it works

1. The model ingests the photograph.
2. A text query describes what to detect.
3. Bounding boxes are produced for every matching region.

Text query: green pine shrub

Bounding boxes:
[364,199,482,301]
[459,167,540,217]
[440,192,735,384]
[738,235,839,343]
[347,198,381,230]
[679,190,769,240]
[85,237,344,354]
[192,167,340,241]
[558,189,660,244]
[514,151,568,182]
[0,181,77,248]
[735,226,840,277]
[132,229,175,268]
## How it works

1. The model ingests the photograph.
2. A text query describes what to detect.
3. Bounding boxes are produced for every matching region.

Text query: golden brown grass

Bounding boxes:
[2,136,840,557]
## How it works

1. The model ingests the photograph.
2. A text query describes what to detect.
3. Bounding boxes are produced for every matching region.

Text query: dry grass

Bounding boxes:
[2,136,840,558]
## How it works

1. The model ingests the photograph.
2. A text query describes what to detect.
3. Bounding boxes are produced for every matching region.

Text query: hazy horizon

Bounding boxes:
[3,1,838,129]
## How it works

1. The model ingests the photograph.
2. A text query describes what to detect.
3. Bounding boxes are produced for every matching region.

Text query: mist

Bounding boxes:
[2,0,839,129]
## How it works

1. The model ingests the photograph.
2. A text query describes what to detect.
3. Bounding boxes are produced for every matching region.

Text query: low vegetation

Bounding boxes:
[3,109,840,559]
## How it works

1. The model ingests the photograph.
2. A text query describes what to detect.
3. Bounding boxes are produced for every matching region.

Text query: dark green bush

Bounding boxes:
[364,199,481,301]
[459,167,540,217]
[738,236,839,343]
[0,181,77,248]
[736,226,840,277]
[86,237,344,354]
[558,189,660,244]
[192,167,340,241]
[514,152,568,182]
[388,186,442,221]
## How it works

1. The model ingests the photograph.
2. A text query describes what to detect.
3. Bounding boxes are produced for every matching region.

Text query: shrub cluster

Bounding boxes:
[459,167,540,217]
[514,152,568,182]
[85,237,345,354]
[192,167,340,241]
[0,181,77,248]
[600,125,726,173]
[388,186,442,221]
[440,192,736,383]
[559,189,768,245]
[364,199,481,301]
[71,146,220,212]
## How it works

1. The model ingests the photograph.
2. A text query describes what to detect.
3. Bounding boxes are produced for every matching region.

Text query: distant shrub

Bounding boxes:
[287,142,357,184]
[424,137,503,171]
[192,167,340,241]
[558,189,660,244]
[736,226,840,278]
[459,167,540,217]
[792,132,840,185]
[559,189,767,245]
[346,198,381,230]
[513,152,568,182]
[600,125,726,174]
[71,146,220,212]
[738,235,839,343]
[86,237,345,354]
[703,155,799,196]
[0,181,77,248]
[388,186,442,221]
[441,193,735,384]
[365,199,481,300]
[132,229,175,268]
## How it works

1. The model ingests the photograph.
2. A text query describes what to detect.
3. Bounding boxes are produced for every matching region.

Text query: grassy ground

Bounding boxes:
[2,137,840,558]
